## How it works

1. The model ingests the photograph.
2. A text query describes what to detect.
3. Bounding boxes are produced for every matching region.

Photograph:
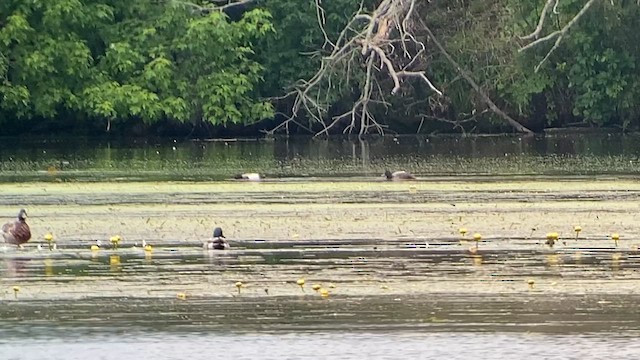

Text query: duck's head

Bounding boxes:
[213,227,225,238]
[18,209,27,221]
[383,170,392,179]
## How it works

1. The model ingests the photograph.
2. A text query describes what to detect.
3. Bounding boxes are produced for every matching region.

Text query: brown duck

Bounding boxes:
[384,169,416,180]
[2,209,32,246]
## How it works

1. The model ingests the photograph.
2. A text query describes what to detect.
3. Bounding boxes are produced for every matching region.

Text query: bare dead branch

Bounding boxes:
[274,0,444,136]
[170,0,255,13]
[418,111,484,134]
[420,19,533,134]
[315,0,336,49]
[396,71,443,96]
[520,0,558,40]
[519,0,598,72]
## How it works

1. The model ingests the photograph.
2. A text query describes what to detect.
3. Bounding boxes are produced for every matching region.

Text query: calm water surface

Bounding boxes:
[3,134,640,359]
[2,133,640,181]
[2,332,640,360]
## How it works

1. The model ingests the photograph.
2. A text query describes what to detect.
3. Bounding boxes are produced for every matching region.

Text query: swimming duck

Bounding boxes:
[384,170,416,180]
[233,173,262,181]
[2,209,32,246]
[204,227,230,250]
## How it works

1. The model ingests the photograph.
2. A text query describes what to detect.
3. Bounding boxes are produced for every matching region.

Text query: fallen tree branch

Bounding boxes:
[420,19,534,134]
[418,110,484,134]
[272,0,444,136]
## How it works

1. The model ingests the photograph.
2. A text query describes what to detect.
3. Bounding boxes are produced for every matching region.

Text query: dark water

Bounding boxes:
[2,133,640,181]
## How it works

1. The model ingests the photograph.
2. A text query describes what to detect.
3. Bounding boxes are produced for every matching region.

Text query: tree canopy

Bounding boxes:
[1,0,639,135]
[0,0,273,132]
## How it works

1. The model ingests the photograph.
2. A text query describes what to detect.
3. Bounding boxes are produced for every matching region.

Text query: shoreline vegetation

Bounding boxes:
[1,1,639,137]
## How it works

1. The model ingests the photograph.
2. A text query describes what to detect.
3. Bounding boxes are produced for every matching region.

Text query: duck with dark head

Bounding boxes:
[233,173,263,181]
[204,227,230,250]
[384,169,416,181]
[2,209,32,247]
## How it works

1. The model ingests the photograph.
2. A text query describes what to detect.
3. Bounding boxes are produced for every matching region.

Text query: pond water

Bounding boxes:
[2,134,640,359]
[1,133,640,181]
[2,331,640,360]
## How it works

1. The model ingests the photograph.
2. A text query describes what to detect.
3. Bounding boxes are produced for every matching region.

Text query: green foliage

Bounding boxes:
[502,0,640,128]
[425,0,523,128]
[422,0,640,132]
[0,0,274,129]
[568,43,635,125]
[254,0,373,96]
[2,0,640,134]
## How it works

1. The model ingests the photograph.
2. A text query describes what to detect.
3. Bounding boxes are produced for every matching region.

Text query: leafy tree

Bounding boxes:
[255,0,378,94]
[3,0,640,135]
[0,0,274,131]
[508,0,640,129]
